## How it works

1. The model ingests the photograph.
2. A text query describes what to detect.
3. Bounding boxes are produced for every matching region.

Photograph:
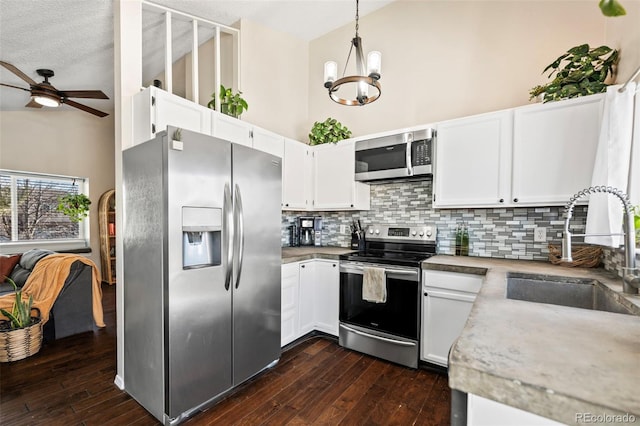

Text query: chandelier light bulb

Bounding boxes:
[324,61,338,88]
[367,51,382,79]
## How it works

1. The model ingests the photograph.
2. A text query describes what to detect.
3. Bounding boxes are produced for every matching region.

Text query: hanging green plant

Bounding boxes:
[309,118,352,145]
[529,44,619,103]
[599,0,626,16]
[57,193,91,223]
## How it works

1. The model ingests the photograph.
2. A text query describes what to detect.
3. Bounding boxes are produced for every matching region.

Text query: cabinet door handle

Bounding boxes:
[301,265,305,268]
[513,198,519,203]
[333,264,336,267]
[499,198,504,203]
[424,292,429,296]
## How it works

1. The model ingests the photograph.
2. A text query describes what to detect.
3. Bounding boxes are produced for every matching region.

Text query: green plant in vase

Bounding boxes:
[529,44,618,103]
[207,84,248,119]
[57,193,91,223]
[0,278,37,330]
[309,118,352,145]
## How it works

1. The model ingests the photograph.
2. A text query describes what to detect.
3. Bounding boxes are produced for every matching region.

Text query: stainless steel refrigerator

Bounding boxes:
[123,127,282,425]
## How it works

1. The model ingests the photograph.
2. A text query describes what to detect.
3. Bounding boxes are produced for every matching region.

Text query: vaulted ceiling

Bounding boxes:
[0,0,393,114]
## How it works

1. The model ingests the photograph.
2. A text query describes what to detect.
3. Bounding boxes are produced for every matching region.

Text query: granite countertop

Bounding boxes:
[423,255,640,424]
[281,246,354,264]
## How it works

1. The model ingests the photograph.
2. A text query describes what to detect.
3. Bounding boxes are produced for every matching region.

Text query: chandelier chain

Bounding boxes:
[355,0,360,36]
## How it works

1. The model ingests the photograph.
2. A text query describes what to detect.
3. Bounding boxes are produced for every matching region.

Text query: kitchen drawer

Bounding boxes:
[423,269,483,293]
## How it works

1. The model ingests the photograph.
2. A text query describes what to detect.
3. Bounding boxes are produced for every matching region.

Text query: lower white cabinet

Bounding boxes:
[312,260,339,336]
[281,259,340,347]
[421,269,483,366]
[467,394,564,426]
[281,263,300,347]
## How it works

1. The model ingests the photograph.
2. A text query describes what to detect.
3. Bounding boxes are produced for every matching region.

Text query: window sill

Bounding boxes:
[0,240,90,255]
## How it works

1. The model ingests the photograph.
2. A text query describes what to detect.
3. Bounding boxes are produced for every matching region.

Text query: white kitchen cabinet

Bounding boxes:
[313,260,339,336]
[433,110,513,208]
[282,138,313,210]
[313,139,370,210]
[252,126,284,158]
[298,261,317,336]
[421,269,483,366]
[512,94,604,205]
[467,394,564,426]
[281,263,300,347]
[132,86,212,146]
[211,110,252,147]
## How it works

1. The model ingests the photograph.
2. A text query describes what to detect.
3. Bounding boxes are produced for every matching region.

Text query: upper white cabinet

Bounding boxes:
[253,126,285,158]
[313,139,371,210]
[132,87,212,145]
[282,138,313,210]
[433,93,605,208]
[511,94,604,204]
[211,111,253,148]
[434,110,513,208]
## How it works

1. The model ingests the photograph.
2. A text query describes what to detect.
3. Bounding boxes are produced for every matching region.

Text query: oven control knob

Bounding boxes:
[419,231,424,237]
[369,229,374,234]
[375,229,380,235]
[426,230,432,237]
[411,231,417,236]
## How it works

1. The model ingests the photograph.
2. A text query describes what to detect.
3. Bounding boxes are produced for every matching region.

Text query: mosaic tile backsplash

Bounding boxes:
[281,180,589,262]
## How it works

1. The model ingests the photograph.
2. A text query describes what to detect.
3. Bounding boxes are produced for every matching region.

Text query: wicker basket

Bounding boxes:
[548,244,603,268]
[0,317,43,362]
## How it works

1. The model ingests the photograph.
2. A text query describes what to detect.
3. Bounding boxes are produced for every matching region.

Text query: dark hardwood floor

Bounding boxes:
[0,284,451,425]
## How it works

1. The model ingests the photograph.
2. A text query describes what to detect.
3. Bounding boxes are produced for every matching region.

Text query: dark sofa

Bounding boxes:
[0,249,95,342]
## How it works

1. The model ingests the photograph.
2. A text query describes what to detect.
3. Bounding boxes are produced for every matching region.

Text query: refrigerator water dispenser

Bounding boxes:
[182,207,222,269]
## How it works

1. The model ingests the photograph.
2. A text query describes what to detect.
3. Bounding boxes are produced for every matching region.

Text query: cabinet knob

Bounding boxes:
[285,203,289,207]
[333,264,336,267]
[350,204,354,207]
[301,265,305,268]
[424,292,428,296]
[513,198,519,203]
[499,198,504,203]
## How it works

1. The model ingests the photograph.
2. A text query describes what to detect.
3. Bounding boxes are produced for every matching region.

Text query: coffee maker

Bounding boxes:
[297,216,322,246]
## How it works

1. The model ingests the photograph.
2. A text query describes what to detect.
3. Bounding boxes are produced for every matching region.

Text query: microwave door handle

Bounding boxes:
[405,132,413,176]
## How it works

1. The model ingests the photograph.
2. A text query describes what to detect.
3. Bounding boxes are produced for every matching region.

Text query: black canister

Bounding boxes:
[289,224,299,247]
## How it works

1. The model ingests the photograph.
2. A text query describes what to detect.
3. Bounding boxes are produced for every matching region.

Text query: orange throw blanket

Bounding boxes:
[0,254,105,328]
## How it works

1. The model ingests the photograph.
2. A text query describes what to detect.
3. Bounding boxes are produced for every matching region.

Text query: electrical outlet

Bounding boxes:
[340,224,347,234]
[534,227,547,242]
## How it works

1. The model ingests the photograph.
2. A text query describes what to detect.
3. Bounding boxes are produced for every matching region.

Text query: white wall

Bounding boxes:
[308,0,608,138]
[237,18,309,141]
[605,0,640,83]
[0,110,115,269]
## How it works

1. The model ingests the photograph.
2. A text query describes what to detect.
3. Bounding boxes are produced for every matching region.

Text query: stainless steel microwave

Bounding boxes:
[354,128,434,182]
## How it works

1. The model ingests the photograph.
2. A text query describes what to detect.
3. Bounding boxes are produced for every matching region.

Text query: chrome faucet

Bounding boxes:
[562,186,639,295]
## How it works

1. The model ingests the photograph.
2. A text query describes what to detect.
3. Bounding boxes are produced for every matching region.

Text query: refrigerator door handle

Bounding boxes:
[233,184,245,289]
[223,183,233,291]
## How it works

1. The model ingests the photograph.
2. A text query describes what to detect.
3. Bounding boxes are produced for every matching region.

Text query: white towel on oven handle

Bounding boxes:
[362,266,387,303]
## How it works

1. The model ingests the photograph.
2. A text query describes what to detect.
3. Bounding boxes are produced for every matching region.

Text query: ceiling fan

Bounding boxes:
[0,61,109,118]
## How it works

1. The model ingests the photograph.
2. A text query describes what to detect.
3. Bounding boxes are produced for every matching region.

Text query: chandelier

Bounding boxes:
[323,0,381,106]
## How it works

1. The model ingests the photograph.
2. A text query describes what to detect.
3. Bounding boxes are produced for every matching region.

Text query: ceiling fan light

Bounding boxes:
[32,94,60,107]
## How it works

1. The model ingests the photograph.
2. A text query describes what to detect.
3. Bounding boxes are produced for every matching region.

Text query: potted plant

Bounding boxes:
[0,277,43,362]
[634,205,640,247]
[56,193,91,223]
[207,84,249,119]
[309,118,352,146]
[529,44,619,103]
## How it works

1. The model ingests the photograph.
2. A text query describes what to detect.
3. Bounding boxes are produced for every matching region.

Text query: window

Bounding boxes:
[0,170,89,252]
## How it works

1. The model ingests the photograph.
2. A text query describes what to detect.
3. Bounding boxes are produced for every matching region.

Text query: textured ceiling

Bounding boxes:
[0,0,393,115]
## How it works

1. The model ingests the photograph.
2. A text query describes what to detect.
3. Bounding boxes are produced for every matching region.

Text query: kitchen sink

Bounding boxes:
[506,273,640,316]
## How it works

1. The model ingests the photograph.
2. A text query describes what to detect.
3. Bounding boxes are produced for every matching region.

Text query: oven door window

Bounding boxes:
[355,143,407,173]
[339,271,419,340]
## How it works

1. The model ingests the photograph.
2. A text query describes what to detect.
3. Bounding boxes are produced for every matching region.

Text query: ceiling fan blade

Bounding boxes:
[0,82,30,92]
[0,61,37,86]
[25,99,43,108]
[58,90,109,99]
[62,98,109,117]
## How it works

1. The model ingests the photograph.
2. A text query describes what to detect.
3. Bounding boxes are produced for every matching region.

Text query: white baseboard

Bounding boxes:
[114,374,125,390]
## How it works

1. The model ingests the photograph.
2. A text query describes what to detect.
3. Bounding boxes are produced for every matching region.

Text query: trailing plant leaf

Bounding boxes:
[309,118,352,146]
[207,84,249,118]
[599,0,626,16]
[529,44,619,102]
[57,193,91,223]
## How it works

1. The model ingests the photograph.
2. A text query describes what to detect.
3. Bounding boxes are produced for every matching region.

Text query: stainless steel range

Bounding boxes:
[338,223,437,368]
